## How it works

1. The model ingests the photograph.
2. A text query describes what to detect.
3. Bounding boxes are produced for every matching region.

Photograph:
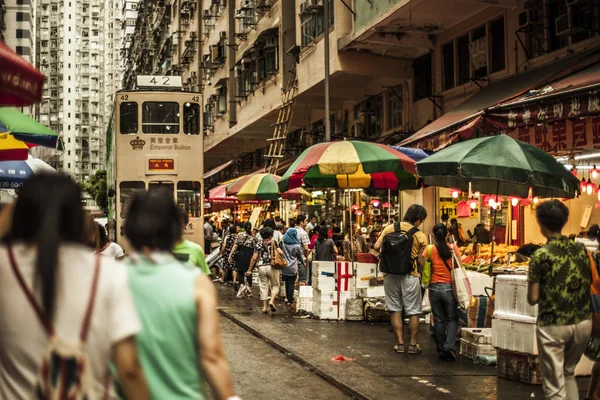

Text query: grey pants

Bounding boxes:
[536,319,592,400]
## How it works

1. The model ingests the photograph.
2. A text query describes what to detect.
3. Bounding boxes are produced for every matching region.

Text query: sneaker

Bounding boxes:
[408,344,422,354]
[394,344,404,353]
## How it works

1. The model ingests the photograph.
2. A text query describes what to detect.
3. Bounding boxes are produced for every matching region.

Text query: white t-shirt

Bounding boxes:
[0,243,141,399]
[100,242,125,259]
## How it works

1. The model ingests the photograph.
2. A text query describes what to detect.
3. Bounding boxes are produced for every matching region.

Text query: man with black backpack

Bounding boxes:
[375,204,428,354]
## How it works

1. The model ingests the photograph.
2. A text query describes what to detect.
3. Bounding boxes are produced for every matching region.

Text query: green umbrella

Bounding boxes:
[416,135,580,274]
[416,135,580,199]
[0,107,60,148]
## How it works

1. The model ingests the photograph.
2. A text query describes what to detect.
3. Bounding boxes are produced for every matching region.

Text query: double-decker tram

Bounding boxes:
[107,76,204,251]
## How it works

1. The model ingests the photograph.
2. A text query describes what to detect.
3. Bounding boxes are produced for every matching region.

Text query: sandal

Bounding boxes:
[269,303,277,312]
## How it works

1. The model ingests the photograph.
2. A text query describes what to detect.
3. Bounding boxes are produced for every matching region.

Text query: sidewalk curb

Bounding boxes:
[218,308,371,400]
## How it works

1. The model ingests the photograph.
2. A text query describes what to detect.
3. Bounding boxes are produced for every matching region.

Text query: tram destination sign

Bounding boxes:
[136,75,182,89]
[148,158,175,172]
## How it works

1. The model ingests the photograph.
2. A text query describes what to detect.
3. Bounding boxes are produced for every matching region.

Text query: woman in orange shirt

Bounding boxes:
[423,223,461,361]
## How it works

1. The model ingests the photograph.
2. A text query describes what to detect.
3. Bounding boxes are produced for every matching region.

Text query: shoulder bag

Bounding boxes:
[442,249,473,310]
[271,241,287,270]
[421,245,433,288]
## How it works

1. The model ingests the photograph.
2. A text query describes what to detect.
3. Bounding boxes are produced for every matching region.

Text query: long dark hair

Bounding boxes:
[432,223,452,260]
[317,225,328,243]
[124,189,181,251]
[97,223,109,248]
[11,174,85,322]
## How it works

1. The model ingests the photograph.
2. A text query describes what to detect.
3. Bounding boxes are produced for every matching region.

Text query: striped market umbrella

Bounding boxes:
[280,187,311,201]
[0,133,29,161]
[0,155,55,189]
[0,107,60,148]
[278,141,418,192]
[227,173,281,201]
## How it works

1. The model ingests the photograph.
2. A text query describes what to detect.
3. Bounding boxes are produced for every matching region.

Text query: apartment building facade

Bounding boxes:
[1,0,35,64]
[35,0,115,179]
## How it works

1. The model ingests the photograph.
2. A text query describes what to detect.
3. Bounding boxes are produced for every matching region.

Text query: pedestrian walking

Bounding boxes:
[123,189,236,400]
[204,216,214,252]
[281,228,305,309]
[295,215,310,254]
[0,174,149,400]
[96,222,125,260]
[221,225,237,284]
[228,221,257,297]
[375,204,428,354]
[314,225,337,262]
[527,200,592,400]
[248,227,280,313]
[424,223,460,361]
[173,209,210,275]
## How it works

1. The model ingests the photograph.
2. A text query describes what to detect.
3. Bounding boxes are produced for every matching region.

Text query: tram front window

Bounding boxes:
[120,102,138,134]
[142,102,179,134]
[183,103,200,135]
[149,181,175,198]
[177,181,201,217]
[119,181,145,218]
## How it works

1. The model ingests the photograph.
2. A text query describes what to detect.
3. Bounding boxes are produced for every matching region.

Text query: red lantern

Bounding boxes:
[382,202,390,208]
[467,198,478,210]
[354,210,364,216]
[449,189,462,199]
[370,199,381,208]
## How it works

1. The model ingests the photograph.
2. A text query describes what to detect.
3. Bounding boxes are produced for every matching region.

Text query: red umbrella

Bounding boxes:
[0,42,45,107]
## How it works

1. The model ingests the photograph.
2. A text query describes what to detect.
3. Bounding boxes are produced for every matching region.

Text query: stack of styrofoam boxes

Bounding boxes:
[355,262,385,298]
[296,286,314,313]
[493,274,594,379]
[311,261,356,320]
[492,275,541,384]
[460,328,494,360]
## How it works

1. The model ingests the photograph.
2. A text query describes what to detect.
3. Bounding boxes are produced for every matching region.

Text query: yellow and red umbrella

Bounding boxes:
[278,140,418,192]
[0,133,29,161]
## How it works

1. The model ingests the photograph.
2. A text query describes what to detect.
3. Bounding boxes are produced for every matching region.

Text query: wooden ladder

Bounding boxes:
[264,66,298,174]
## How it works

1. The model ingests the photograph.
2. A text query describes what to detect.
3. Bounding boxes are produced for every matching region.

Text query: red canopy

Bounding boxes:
[0,42,45,107]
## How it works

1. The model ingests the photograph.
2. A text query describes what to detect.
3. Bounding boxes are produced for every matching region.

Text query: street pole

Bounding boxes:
[324,0,331,224]
[324,0,330,142]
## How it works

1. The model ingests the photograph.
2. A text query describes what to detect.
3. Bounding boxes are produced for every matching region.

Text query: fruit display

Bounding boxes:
[459,243,525,273]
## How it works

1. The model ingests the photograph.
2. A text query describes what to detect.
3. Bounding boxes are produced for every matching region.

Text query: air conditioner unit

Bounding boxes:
[219,31,227,40]
[307,0,321,11]
[209,94,218,102]
[234,9,245,18]
[202,9,212,19]
[518,9,540,29]
[211,45,219,62]
[264,36,277,48]
[299,2,307,15]
[241,0,254,10]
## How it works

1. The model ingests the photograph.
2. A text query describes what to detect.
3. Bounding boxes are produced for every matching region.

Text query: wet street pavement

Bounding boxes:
[214,284,592,400]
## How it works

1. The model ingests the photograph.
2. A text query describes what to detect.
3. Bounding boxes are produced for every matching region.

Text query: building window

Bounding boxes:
[300,0,334,48]
[16,12,29,22]
[16,46,30,56]
[16,0,31,4]
[490,17,506,73]
[442,41,455,91]
[413,54,432,102]
[471,25,487,79]
[387,88,403,130]
[16,29,30,39]
[456,34,470,86]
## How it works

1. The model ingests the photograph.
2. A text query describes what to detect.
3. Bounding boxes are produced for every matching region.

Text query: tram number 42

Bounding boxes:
[149,77,171,85]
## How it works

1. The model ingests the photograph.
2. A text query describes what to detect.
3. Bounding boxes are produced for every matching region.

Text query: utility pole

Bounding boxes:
[323,0,330,142]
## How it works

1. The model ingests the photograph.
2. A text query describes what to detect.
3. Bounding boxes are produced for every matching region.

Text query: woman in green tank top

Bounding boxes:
[122,189,238,400]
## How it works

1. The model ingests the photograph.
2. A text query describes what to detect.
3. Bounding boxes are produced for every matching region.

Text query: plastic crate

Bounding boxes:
[461,328,492,345]
[497,349,542,385]
[460,339,495,360]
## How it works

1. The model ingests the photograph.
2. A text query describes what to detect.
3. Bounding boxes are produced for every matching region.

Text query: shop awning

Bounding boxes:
[400,47,600,149]
[486,56,600,130]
